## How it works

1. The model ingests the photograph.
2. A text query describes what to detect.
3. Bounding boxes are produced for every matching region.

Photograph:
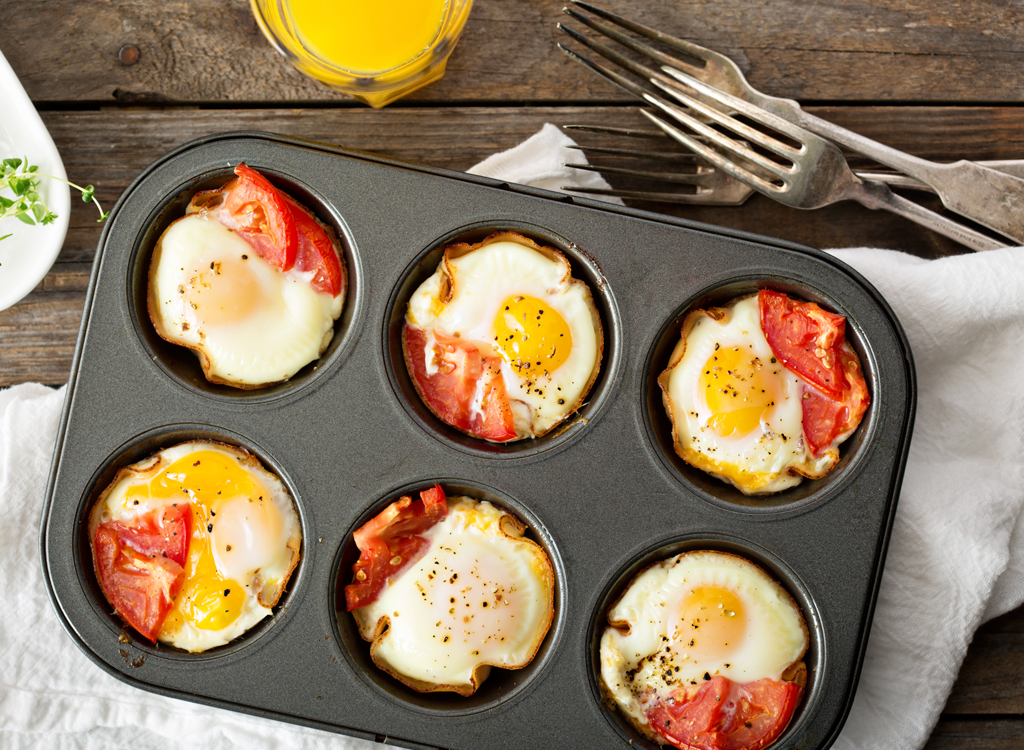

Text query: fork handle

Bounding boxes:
[787,107,1024,244]
[850,180,1007,252]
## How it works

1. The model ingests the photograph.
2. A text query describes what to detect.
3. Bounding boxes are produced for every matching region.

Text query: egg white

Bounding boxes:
[148,214,343,388]
[89,441,301,652]
[352,498,555,694]
[600,550,808,734]
[660,295,837,494]
[406,235,602,438]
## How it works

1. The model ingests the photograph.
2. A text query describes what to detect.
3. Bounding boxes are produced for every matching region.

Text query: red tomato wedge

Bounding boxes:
[345,485,448,611]
[645,675,803,750]
[758,290,846,401]
[801,345,871,456]
[758,290,870,456]
[403,325,518,442]
[220,163,298,271]
[92,504,192,642]
[282,194,344,297]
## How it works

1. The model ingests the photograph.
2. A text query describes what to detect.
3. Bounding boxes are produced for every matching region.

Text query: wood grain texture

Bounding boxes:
[2,0,1024,104]
[924,719,1024,750]
[946,605,1024,714]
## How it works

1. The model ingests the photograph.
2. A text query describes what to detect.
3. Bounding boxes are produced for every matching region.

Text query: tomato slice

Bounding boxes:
[801,344,870,455]
[722,679,804,750]
[758,290,846,401]
[220,163,298,271]
[110,503,192,568]
[645,675,802,750]
[403,325,518,442]
[345,485,448,611]
[283,194,344,297]
[92,504,192,642]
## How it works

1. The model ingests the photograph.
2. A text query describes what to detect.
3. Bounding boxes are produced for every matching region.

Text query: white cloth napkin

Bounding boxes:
[467,122,623,203]
[2,126,1023,750]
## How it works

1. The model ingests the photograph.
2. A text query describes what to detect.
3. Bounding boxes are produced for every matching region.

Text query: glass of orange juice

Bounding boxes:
[251,0,474,108]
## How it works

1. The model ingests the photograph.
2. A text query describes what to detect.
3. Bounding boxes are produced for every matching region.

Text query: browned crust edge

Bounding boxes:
[402,230,605,441]
[355,501,556,696]
[88,440,302,641]
[147,180,346,391]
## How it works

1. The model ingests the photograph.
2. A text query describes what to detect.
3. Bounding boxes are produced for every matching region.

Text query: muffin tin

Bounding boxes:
[41,132,915,750]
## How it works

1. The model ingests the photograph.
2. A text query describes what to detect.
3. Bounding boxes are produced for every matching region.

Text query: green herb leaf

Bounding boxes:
[0,156,108,243]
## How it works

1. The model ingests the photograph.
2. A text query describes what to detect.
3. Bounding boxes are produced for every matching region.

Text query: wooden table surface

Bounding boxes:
[2,1,1022,746]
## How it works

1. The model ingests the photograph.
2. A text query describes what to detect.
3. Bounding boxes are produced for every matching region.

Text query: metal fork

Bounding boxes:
[561,126,755,204]
[560,1,1024,245]
[559,50,1005,251]
[561,123,1019,203]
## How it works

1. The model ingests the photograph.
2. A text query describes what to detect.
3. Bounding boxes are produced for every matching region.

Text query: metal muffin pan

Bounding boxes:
[41,132,915,750]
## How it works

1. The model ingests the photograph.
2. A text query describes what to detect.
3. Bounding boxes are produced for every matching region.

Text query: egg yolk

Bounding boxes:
[671,586,746,661]
[184,257,262,326]
[493,296,572,373]
[123,450,270,633]
[701,344,776,438]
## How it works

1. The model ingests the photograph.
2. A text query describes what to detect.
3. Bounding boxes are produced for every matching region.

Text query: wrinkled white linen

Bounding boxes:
[2,126,1022,750]
[827,247,1024,750]
[467,122,622,203]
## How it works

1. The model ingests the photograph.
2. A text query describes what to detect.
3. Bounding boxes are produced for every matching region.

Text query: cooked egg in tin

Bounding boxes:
[351,497,555,695]
[404,232,603,441]
[600,550,808,749]
[147,164,346,389]
[89,441,301,652]
[149,215,342,388]
[659,295,839,494]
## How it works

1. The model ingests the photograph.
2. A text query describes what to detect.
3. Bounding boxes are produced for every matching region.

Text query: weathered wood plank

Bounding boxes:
[924,719,1024,750]
[0,290,85,386]
[37,103,1024,266]
[2,0,1023,104]
[945,605,1024,715]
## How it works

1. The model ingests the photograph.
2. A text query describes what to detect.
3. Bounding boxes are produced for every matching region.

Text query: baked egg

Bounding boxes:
[148,164,345,389]
[89,440,301,651]
[659,292,869,494]
[403,231,603,441]
[600,550,808,749]
[347,488,555,695]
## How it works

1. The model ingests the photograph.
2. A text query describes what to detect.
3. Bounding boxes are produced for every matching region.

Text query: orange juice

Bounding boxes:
[251,0,474,107]
[288,0,447,74]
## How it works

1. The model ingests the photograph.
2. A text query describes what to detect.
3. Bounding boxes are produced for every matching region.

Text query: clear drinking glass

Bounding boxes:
[251,0,474,108]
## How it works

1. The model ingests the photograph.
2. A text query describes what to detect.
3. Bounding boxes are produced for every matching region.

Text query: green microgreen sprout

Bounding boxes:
[0,157,108,262]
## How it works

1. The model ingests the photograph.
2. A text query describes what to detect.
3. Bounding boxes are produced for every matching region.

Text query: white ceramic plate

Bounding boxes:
[0,49,70,312]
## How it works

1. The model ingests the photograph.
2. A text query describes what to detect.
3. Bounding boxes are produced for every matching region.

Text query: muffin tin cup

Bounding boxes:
[383,220,623,461]
[72,424,310,665]
[588,534,824,750]
[129,165,365,404]
[644,276,879,515]
[41,132,915,750]
[331,479,567,717]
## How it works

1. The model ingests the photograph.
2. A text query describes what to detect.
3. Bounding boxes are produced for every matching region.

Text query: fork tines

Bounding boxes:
[561,125,755,205]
